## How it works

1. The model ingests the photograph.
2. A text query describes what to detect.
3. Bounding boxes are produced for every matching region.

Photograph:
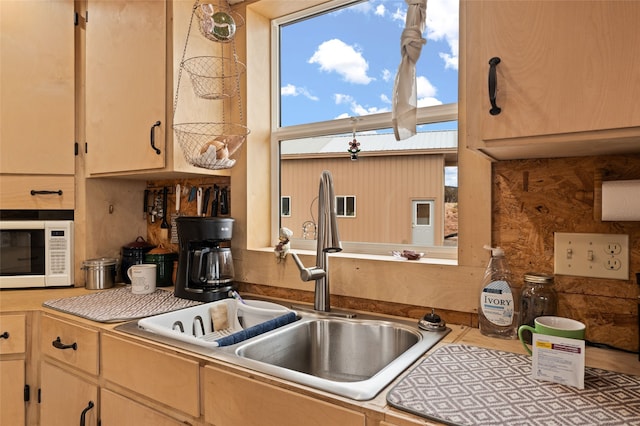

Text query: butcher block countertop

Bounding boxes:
[1,286,638,425]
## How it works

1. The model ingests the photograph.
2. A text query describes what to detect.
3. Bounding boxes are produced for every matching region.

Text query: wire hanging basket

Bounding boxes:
[196,3,245,43]
[173,122,249,170]
[172,0,249,171]
[181,56,245,100]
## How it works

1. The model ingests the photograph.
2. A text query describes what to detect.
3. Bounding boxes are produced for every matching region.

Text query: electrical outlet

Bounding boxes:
[554,232,629,280]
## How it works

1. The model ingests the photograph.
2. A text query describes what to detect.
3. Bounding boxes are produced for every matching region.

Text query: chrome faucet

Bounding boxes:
[291,170,342,312]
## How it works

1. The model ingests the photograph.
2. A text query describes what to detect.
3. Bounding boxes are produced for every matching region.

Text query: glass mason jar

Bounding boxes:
[520,273,558,342]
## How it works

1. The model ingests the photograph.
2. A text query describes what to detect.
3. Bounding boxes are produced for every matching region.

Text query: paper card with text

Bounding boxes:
[531,334,586,389]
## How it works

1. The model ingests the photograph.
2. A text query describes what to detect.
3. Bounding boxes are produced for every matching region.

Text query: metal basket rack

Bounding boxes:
[172,0,249,171]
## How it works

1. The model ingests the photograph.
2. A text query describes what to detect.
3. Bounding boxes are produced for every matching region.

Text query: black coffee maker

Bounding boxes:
[174,216,234,302]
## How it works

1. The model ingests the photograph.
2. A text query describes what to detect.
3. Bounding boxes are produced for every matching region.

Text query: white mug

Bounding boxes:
[127,264,156,295]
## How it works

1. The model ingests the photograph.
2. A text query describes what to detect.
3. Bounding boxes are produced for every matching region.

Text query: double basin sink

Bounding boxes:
[116,299,450,400]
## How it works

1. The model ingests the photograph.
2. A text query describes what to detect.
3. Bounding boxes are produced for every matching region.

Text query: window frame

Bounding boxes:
[269,0,459,260]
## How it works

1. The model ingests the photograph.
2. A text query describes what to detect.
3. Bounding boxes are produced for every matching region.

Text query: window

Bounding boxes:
[273,0,459,258]
[281,196,291,217]
[336,196,356,217]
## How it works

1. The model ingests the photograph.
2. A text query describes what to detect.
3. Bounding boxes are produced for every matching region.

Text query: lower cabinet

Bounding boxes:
[202,365,366,426]
[101,333,200,420]
[0,359,26,425]
[100,388,185,426]
[40,361,98,426]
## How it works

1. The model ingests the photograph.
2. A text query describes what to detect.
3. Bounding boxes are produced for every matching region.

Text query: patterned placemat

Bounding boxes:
[43,287,202,323]
[387,344,640,426]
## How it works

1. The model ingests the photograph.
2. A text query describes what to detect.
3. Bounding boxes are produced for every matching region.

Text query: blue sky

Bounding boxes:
[279,0,459,128]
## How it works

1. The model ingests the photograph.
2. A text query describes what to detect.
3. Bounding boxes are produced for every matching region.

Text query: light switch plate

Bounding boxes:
[554,232,629,280]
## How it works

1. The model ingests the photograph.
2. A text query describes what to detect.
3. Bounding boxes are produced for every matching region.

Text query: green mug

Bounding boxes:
[518,316,585,355]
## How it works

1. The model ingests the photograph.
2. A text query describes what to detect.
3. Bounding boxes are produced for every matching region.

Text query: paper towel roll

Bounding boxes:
[602,179,640,221]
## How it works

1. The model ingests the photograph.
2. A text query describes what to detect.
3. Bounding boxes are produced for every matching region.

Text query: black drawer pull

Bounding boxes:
[0,331,9,339]
[488,56,502,115]
[52,336,77,350]
[150,120,162,155]
[31,190,63,196]
[80,401,94,426]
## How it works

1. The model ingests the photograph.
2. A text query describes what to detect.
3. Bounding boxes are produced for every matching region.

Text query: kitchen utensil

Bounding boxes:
[160,186,169,239]
[211,184,219,217]
[171,184,181,244]
[143,189,149,220]
[220,187,229,215]
[196,187,203,216]
[202,187,211,215]
[518,316,585,355]
[82,257,117,290]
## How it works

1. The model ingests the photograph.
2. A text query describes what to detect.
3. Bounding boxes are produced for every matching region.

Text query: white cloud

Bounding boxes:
[425,0,459,70]
[416,75,443,106]
[309,39,374,84]
[375,4,386,17]
[392,7,406,23]
[281,83,319,101]
[380,93,391,104]
[335,93,389,116]
[381,68,392,82]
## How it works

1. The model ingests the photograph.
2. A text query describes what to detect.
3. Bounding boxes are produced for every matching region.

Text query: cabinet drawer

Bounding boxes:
[100,389,186,426]
[0,313,26,355]
[203,365,366,426]
[101,334,199,418]
[40,314,99,375]
[0,175,74,209]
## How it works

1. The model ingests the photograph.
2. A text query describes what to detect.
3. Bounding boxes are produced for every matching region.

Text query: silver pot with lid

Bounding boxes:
[82,257,117,290]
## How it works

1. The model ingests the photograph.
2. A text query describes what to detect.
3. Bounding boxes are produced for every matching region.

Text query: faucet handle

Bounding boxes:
[291,253,326,282]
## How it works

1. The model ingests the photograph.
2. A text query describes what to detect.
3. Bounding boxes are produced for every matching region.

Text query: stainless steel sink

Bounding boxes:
[115,301,450,400]
[236,318,420,382]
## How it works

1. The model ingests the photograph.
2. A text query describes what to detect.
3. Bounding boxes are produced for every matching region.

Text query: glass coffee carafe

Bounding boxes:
[190,246,234,286]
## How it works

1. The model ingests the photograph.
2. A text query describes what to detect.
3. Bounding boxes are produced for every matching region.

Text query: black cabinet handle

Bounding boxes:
[150,120,162,155]
[488,57,502,115]
[0,331,9,339]
[80,401,94,426]
[30,190,63,196]
[52,336,77,350]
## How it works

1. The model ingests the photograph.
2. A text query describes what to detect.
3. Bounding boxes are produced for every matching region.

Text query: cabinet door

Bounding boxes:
[40,361,98,426]
[0,360,25,426]
[86,0,166,175]
[466,0,640,158]
[203,365,366,426]
[0,0,75,175]
[100,389,186,426]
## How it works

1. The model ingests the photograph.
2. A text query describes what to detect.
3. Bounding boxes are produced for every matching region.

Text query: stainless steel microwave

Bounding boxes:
[0,218,74,289]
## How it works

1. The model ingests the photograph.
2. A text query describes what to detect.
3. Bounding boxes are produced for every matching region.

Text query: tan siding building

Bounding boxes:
[280,131,457,246]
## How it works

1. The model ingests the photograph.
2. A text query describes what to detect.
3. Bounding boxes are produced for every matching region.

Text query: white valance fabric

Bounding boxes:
[392,0,427,141]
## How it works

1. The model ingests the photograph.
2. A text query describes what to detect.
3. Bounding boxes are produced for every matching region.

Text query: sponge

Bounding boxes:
[210,303,229,331]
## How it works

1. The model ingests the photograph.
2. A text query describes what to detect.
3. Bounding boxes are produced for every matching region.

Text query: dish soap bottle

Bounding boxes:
[479,245,519,339]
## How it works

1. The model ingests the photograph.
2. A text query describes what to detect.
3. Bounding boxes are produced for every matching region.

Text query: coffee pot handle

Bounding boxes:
[191,248,211,283]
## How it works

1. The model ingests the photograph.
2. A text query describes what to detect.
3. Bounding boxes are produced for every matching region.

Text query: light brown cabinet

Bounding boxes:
[85,0,167,175]
[203,365,366,426]
[100,389,186,426]
[101,333,200,419]
[464,0,640,160]
[40,361,98,426]
[0,314,28,426]
[0,0,75,176]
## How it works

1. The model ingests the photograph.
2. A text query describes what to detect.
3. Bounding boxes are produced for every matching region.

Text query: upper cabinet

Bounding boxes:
[464,1,640,160]
[85,0,167,175]
[0,0,75,175]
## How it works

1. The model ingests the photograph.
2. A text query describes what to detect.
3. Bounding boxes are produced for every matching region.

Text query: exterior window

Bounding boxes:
[336,196,356,217]
[281,196,291,217]
[273,0,459,257]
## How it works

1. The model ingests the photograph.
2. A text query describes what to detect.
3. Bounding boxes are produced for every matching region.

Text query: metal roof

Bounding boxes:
[280,130,458,155]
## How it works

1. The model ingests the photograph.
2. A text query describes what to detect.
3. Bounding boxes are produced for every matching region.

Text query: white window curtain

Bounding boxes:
[392,0,427,140]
